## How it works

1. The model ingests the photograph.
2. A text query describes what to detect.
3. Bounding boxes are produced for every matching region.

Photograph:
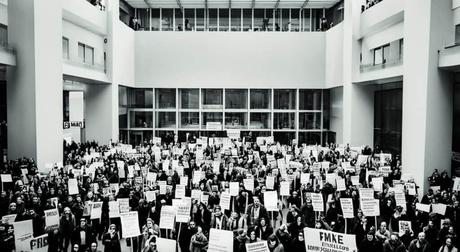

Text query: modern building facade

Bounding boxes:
[0,0,459,193]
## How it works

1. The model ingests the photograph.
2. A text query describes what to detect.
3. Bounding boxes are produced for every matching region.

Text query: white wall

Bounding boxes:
[329,86,343,143]
[134,32,326,88]
[0,1,7,26]
[325,23,344,88]
[113,21,135,87]
[85,84,113,145]
[360,21,404,65]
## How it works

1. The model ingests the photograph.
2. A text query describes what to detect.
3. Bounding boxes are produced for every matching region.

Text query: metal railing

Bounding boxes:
[63,58,106,73]
[360,57,403,72]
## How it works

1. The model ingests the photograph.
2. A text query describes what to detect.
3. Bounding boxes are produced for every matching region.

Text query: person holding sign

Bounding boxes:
[190,226,208,252]
[246,197,268,230]
[210,205,229,230]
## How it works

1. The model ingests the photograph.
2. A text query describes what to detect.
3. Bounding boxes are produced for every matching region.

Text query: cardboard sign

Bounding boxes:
[176,200,192,223]
[0,174,12,183]
[415,203,431,213]
[29,233,48,252]
[301,173,310,185]
[359,188,374,199]
[160,206,176,229]
[245,241,269,252]
[209,228,234,252]
[44,209,59,230]
[360,199,380,217]
[394,191,406,210]
[406,183,416,195]
[1,214,16,225]
[145,191,156,202]
[304,227,357,252]
[68,178,79,195]
[351,175,360,186]
[244,178,254,192]
[340,198,354,219]
[90,202,103,219]
[336,178,346,191]
[311,193,324,212]
[120,212,141,237]
[220,192,231,211]
[175,185,186,199]
[432,203,447,215]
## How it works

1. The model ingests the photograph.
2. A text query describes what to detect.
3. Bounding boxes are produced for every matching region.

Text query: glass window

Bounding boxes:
[382,44,390,64]
[250,113,270,129]
[291,9,300,32]
[273,112,295,129]
[282,9,290,31]
[85,45,94,65]
[231,9,241,31]
[225,89,247,109]
[274,89,296,110]
[323,131,336,145]
[137,9,150,30]
[196,9,205,31]
[151,9,160,31]
[243,9,252,31]
[119,86,128,128]
[202,89,223,109]
[374,88,402,155]
[208,9,218,31]
[178,130,200,142]
[130,111,153,128]
[302,9,310,31]
[219,9,229,31]
[78,43,85,62]
[254,9,264,31]
[156,89,176,109]
[299,89,321,110]
[162,8,174,31]
[374,47,382,65]
[119,130,128,144]
[180,89,199,109]
[225,112,247,129]
[250,89,271,109]
[299,132,321,145]
[156,112,176,128]
[323,90,330,130]
[456,24,460,44]
[128,88,153,108]
[175,8,183,31]
[185,9,194,31]
[155,130,175,141]
[62,37,69,59]
[202,112,223,129]
[129,130,153,146]
[274,9,281,31]
[180,112,200,128]
[274,132,295,145]
[299,112,321,129]
[241,131,271,139]
[265,9,274,32]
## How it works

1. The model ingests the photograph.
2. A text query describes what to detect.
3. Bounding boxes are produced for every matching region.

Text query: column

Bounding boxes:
[401,0,454,194]
[7,0,63,169]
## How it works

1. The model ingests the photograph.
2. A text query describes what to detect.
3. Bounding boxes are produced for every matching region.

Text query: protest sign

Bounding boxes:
[13,220,33,252]
[244,178,254,192]
[245,241,269,252]
[340,198,354,219]
[0,174,12,183]
[175,184,186,199]
[90,202,103,219]
[303,227,357,252]
[109,201,120,218]
[220,192,231,210]
[394,191,406,210]
[311,193,324,212]
[351,176,360,186]
[406,183,416,195]
[176,200,192,223]
[264,191,278,211]
[145,191,156,202]
[118,198,130,213]
[398,220,413,236]
[29,233,49,252]
[360,199,380,217]
[280,181,290,196]
[453,177,460,191]
[68,178,79,195]
[1,214,16,225]
[230,182,239,196]
[336,178,346,191]
[156,238,176,252]
[266,176,275,190]
[44,209,59,231]
[209,228,234,252]
[432,203,447,215]
[120,212,141,237]
[416,203,431,213]
[160,205,176,229]
[301,173,310,185]
[372,177,383,192]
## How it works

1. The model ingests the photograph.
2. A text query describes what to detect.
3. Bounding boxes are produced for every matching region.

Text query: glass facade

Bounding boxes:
[119,87,332,146]
[124,8,337,32]
[374,87,402,155]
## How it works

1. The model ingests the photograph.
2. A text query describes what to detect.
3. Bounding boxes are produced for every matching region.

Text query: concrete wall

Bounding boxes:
[329,86,343,143]
[325,23,344,88]
[134,32,326,88]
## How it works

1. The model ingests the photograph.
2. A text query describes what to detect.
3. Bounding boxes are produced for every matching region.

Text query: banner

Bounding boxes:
[29,233,49,252]
[120,211,141,238]
[159,206,176,229]
[13,220,33,252]
[44,209,59,231]
[156,238,176,252]
[209,228,234,252]
[340,198,354,219]
[245,241,269,252]
[415,203,431,213]
[303,227,357,252]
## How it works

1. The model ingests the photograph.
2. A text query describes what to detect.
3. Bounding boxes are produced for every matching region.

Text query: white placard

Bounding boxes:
[68,178,79,195]
[280,181,290,196]
[220,192,231,210]
[118,198,130,213]
[44,209,59,230]
[415,203,431,213]
[109,201,120,218]
[175,184,186,199]
[160,205,176,229]
[90,202,103,219]
[229,182,239,196]
[304,227,357,252]
[264,191,278,211]
[336,178,346,191]
[432,203,447,215]
[120,212,141,237]
[156,238,176,252]
[340,198,354,219]
[311,193,324,212]
[266,176,275,190]
[209,228,234,252]
[245,241,269,252]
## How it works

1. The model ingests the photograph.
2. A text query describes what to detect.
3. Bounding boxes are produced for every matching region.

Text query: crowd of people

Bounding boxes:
[0,135,458,252]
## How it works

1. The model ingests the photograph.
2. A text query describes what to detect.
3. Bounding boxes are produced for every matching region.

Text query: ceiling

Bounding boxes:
[124,0,341,10]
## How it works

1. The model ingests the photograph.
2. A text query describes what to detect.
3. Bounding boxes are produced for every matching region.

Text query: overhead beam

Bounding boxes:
[300,0,310,10]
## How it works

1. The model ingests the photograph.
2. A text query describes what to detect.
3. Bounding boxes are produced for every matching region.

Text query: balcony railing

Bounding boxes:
[360,57,403,72]
[63,58,106,73]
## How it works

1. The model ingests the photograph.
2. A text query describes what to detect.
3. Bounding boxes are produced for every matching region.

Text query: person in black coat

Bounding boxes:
[359,231,383,252]
[47,229,61,252]
[71,218,96,252]
[179,221,197,252]
[102,224,121,252]
[289,232,306,252]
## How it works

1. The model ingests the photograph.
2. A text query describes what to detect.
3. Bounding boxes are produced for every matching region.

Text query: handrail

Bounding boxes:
[360,58,402,72]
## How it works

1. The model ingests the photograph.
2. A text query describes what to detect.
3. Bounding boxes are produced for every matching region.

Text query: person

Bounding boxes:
[72,243,81,252]
[359,230,383,252]
[234,229,249,252]
[210,205,229,230]
[408,232,432,252]
[383,233,406,252]
[376,222,391,242]
[71,218,96,252]
[267,234,284,252]
[439,237,458,252]
[255,217,273,240]
[102,224,121,252]
[87,242,101,252]
[289,232,306,252]
[60,206,76,251]
[179,220,197,252]
[247,196,268,229]
[248,229,260,243]
[190,226,208,252]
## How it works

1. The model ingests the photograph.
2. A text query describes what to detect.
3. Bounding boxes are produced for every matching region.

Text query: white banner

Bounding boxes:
[29,233,49,252]
[303,227,357,252]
